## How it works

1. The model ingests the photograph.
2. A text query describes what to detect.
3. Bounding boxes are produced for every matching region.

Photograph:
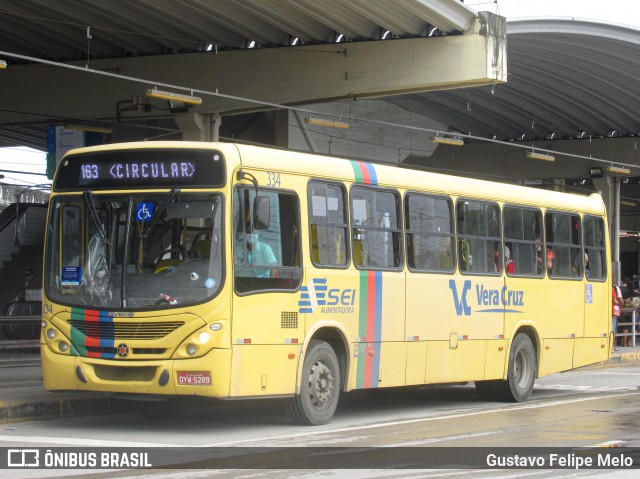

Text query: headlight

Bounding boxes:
[46,329,57,340]
[186,344,198,356]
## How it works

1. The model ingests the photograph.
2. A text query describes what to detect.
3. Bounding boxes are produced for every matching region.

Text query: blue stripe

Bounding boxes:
[365,163,378,186]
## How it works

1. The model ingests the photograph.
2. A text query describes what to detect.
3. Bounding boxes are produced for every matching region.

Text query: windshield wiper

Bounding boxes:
[140,188,180,239]
[83,190,111,246]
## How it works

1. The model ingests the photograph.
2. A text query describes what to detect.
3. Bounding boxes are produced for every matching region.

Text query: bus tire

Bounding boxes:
[496,333,536,402]
[474,380,499,401]
[287,340,340,426]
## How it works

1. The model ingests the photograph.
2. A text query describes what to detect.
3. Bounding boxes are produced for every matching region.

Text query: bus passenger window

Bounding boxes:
[350,186,403,270]
[456,200,501,275]
[405,193,454,273]
[503,206,543,277]
[308,181,349,267]
[583,215,607,280]
[545,212,582,278]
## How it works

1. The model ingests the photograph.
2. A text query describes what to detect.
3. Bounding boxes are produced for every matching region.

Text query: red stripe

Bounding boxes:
[86,351,101,358]
[84,309,100,321]
[357,161,371,185]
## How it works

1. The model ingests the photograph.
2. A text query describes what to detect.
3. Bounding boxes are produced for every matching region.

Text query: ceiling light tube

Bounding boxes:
[64,123,112,134]
[431,135,464,146]
[606,165,631,175]
[0,60,6,69]
[620,200,637,207]
[526,150,555,162]
[146,88,202,106]
[304,117,349,129]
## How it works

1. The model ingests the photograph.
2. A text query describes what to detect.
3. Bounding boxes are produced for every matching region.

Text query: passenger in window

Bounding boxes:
[584,252,591,279]
[246,233,277,278]
[504,246,515,274]
[535,236,543,274]
[546,249,554,275]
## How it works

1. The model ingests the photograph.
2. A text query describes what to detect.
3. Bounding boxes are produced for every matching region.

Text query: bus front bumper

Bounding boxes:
[41,345,232,398]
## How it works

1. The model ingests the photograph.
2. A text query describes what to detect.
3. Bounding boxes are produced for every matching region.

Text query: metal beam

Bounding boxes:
[0,13,506,127]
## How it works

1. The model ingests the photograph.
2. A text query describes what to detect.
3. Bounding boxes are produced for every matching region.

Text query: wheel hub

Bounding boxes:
[309,360,334,407]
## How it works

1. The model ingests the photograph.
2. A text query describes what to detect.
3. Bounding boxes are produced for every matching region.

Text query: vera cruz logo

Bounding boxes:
[449,279,525,316]
[449,279,472,316]
[299,278,356,314]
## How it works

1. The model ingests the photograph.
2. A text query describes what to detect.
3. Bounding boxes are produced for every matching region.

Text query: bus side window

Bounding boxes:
[456,199,501,275]
[584,215,606,281]
[350,186,403,270]
[405,193,454,273]
[233,185,302,293]
[545,211,582,278]
[503,205,543,277]
[308,181,349,268]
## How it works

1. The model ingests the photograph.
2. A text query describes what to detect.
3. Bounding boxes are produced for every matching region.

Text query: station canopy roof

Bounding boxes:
[0,0,639,150]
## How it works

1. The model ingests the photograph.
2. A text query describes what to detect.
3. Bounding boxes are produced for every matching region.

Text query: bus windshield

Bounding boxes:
[44,192,223,310]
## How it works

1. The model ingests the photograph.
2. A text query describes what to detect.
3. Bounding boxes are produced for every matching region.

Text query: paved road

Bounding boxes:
[1,363,639,478]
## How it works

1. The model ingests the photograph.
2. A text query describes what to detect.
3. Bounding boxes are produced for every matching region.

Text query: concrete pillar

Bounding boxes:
[174,112,221,141]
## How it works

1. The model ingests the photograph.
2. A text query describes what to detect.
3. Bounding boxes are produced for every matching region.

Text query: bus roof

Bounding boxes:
[60,141,605,216]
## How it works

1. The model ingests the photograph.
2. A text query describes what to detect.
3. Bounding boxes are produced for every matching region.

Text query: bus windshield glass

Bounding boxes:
[44,192,223,310]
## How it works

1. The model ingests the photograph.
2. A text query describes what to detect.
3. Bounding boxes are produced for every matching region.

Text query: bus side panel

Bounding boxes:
[539,338,575,376]
[573,338,608,368]
[405,274,451,385]
[229,344,300,397]
[425,340,486,383]
[484,339,507,379]
[405,342,428,385]
[577,279,610,365]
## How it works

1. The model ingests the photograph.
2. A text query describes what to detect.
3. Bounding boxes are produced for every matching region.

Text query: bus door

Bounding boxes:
[231,185,303,397]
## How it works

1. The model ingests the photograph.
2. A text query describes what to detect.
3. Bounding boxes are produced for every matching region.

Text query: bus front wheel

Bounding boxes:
[287,340,340,426]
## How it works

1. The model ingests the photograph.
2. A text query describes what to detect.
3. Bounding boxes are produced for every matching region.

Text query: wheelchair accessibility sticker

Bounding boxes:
[136,202,154,222]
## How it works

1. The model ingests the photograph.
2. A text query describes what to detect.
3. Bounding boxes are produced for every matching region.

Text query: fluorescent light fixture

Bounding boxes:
[304,117,349,129]
[146,88,202,106]
[589,167,604,178]
[526,150,555,162]
[0,60,6,70]
[64,123,112,134]
[621,200,637,207]
[606,165,631,175]
[431,135,464,146]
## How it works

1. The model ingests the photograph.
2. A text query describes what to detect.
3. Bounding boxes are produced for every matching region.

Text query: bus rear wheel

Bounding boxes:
[287,340,340,426]
[475,333,536,402]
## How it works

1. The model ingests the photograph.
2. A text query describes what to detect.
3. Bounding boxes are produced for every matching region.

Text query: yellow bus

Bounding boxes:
[41,141,612,425]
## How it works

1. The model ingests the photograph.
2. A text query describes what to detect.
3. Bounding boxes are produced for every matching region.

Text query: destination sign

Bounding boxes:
[54,148,226,191]
[79,161,195,183]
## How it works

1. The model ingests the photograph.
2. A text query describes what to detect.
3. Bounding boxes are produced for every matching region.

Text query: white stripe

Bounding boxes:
[201,391,640,447]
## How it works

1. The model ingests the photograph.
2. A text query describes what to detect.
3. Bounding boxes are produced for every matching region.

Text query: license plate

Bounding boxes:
[177,371,211,385]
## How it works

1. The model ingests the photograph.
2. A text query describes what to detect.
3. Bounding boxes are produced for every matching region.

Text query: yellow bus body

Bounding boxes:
[41,142,612,420]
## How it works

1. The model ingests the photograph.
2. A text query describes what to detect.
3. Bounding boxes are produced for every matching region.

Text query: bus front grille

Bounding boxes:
[68,320,184,340]
[93,365,157,381]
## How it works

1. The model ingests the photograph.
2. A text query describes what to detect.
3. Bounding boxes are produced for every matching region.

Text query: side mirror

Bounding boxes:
[253,196,270,230]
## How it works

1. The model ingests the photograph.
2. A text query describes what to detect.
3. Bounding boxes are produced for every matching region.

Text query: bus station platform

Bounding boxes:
[1,346,639,425]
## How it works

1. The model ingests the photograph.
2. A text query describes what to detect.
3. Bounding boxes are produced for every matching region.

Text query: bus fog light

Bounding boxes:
[186,344,197,356]
[58,341,69,352]
[199,332,210,344]
[210,323,222,331]
[46,329,57,340]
